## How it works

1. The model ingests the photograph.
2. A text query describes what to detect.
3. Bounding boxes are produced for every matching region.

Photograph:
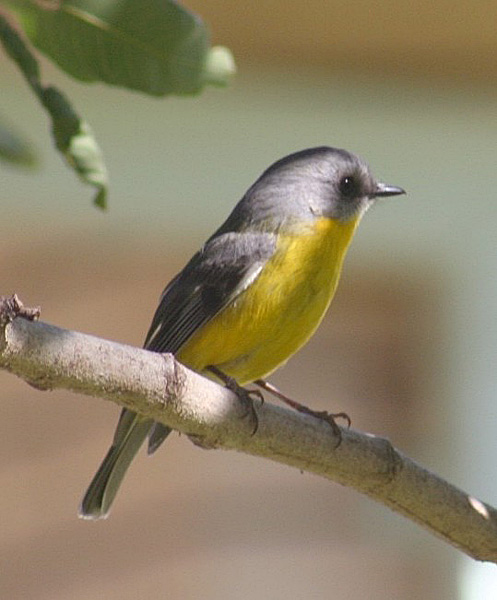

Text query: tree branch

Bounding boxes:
[1,295,496,562]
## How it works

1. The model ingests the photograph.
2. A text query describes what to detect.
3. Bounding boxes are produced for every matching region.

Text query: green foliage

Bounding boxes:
[15,0,235,95]
[0,13,108,207]
[0,0,235,207]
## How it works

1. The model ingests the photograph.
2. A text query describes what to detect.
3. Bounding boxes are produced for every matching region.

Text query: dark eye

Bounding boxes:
[338,175,360,198]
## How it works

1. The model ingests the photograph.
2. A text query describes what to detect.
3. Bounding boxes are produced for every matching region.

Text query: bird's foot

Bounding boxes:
[255,379,350,447]
[207,366,261,435]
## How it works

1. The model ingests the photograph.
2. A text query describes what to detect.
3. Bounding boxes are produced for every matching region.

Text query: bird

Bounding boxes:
[79,146,405,519]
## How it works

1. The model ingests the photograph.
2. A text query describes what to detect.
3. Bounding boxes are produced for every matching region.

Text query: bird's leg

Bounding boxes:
[207,366,261,435]
[255,379,350,445]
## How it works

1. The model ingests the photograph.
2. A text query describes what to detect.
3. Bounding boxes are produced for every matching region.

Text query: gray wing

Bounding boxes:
[143,230,277,354]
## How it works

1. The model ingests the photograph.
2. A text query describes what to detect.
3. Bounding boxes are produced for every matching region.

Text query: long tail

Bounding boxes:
[79,410,154,519]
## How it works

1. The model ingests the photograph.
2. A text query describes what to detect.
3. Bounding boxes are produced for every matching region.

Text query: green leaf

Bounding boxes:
[0,117,37,167]
[43,86,108,208]
[0,15,108,208]
[15,0,236,96]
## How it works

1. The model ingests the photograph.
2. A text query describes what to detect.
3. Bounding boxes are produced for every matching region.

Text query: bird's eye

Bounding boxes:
[338,175,360,198]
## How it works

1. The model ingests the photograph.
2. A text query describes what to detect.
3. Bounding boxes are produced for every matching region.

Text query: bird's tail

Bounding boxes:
[79,410,154,520]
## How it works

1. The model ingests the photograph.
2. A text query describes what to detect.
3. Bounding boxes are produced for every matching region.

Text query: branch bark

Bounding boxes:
[1,295,496,562]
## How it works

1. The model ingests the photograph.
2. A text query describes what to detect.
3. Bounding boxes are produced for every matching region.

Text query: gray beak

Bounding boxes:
[374,182,406,198]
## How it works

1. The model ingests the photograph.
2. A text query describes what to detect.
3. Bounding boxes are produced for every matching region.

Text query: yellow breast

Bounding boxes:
[177,216,360,384]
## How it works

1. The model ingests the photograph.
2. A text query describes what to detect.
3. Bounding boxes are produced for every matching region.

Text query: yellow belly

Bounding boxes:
[177,216,360,384]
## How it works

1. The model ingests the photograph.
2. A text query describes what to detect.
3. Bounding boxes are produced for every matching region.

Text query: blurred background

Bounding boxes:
[1,1,497,598]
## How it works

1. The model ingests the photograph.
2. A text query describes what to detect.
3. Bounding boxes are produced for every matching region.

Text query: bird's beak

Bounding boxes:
[374,182,406,198]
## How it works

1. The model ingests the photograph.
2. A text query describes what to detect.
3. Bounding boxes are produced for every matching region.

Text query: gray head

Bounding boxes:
[216,147,404,234]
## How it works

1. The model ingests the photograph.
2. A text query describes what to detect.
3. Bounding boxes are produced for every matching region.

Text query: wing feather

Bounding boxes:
[144,231,276,354]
